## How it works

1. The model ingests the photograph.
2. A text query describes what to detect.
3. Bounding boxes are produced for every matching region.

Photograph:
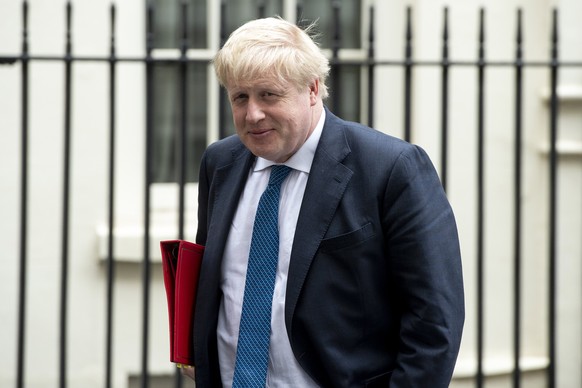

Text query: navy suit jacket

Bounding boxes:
[193,108,464,387]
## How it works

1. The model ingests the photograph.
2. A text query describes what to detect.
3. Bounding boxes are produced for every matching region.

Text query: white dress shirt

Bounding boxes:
[217,110,325,387]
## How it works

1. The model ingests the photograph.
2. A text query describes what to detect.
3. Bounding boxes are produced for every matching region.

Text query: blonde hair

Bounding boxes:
[213,17,330,99]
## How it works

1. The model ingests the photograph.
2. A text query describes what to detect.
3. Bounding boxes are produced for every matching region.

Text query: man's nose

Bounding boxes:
[245,98,265,123]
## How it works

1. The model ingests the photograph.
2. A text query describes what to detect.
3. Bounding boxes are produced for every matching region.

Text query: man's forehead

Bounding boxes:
[228,77,289,91]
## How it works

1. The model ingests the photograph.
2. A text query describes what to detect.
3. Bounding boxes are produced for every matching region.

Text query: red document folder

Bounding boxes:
[160,240,204,366]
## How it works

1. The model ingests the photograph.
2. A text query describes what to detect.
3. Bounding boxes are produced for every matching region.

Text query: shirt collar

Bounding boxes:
[254,108,325,174]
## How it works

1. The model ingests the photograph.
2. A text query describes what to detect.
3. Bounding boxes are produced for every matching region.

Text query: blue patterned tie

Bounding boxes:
[232,165,292,388]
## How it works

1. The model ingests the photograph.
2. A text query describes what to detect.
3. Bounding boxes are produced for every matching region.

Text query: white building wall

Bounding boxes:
[0,0,580,387]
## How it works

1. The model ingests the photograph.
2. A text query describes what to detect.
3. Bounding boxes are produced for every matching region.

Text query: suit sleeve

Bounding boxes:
[383,145,464,387]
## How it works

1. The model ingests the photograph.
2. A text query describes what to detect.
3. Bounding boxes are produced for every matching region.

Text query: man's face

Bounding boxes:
[227,77,319,163]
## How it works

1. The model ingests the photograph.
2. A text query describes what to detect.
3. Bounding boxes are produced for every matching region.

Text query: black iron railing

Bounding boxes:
[1,1,579,388]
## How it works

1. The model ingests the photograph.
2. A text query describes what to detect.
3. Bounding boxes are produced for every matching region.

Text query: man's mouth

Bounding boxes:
[249,128,273,136]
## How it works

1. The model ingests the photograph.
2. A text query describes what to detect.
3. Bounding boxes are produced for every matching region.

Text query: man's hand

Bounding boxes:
[180,365,195,380]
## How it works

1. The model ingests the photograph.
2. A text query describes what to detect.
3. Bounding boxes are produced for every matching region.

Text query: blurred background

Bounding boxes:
[0,0,580,387]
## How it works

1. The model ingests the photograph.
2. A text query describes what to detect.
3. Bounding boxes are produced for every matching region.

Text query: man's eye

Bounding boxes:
[232,94,248,102]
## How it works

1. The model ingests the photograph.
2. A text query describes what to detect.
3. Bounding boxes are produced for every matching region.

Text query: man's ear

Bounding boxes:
[309,79,319,105]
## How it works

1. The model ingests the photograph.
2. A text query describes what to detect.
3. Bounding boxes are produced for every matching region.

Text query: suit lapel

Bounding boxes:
[196,144,255,313]
[207,151,254,252]
[285,110,353,332]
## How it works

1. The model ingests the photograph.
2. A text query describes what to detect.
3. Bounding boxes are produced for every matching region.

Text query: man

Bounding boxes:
[187,16,464,387]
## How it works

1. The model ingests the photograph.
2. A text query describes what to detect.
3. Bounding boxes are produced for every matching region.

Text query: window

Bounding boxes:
[150,0,368,183]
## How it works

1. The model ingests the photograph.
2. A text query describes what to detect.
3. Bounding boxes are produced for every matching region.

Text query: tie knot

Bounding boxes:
[268,165,291,188]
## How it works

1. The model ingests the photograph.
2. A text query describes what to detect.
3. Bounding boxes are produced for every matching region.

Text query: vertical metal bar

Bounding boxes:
[296,1,303,24]
[178,0,188,243]
[59,3,73,388]
[218,0,227,139]
[330,0,341,116]
[440,7,449,191]
[547,9,559,388]
[367,5,374,128]
[174,2,189,387]
[403,7,413,143]
[16,2,29,387]
[476,8,486,388]
[513,9,524,388]
[142,4,154,388]
[105,3,117,388]
[258,0,266,18]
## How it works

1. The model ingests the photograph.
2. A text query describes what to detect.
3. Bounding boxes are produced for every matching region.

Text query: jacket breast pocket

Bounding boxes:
[319,222,376,252]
